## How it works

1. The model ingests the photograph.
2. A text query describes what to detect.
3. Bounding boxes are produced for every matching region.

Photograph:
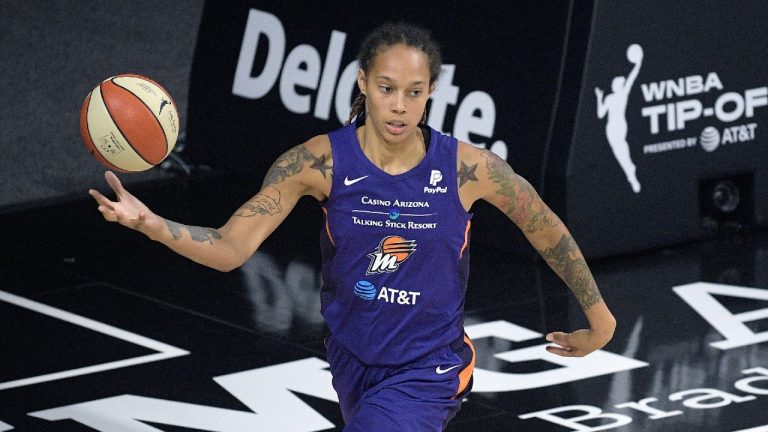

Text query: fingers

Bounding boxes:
[104,171,126,198]
[96,204,118,222]
[89,188,115,209]
[89,171,124,206]
[546,345,576,357]
[546,332,577,357]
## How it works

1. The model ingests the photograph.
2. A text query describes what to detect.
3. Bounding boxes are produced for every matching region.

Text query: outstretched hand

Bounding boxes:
[545,328,612,358]
[88,171,162,237]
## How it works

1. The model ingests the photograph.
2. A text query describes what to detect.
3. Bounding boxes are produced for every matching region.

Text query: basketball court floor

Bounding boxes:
[2,172,767,431]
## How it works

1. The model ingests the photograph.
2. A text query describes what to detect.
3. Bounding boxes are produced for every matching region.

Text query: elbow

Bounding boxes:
[596,310,617,340]
[606,315,617,337]
[214,255,247,273]
[211,231,253,272]
[209,254,246,273]
[214,263,239,273]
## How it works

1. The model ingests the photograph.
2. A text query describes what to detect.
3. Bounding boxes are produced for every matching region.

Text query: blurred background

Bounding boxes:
[0,1,203,211]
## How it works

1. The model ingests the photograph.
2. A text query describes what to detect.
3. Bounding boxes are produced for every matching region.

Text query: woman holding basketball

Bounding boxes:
[90,22,616,431]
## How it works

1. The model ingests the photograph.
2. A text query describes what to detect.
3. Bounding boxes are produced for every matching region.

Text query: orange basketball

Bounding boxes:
[79,74,178,172]
[381,236,416,262]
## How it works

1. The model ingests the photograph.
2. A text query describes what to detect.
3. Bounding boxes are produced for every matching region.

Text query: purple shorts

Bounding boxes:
[325,333,476,431]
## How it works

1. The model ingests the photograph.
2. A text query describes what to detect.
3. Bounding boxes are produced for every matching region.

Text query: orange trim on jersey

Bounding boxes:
[322,207,335,246]
[453,335,476,399]
[459,220,471,258]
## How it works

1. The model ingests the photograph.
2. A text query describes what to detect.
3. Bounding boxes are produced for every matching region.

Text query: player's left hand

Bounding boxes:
[545,328,612,357]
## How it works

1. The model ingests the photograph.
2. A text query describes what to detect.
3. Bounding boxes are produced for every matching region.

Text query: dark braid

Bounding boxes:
[347,93,367,124]
[346,22,442,125]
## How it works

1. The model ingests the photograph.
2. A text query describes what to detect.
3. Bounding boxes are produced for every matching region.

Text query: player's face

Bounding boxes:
[358,44,433,145]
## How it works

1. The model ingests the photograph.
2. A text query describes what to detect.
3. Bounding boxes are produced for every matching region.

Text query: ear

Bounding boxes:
[357,69,366,95]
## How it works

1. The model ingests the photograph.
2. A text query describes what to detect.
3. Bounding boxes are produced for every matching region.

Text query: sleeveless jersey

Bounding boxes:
[320,121,472,366]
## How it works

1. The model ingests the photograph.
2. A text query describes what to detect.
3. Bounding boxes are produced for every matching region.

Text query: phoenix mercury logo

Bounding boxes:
[366,235,417,274]
[595,44,644,193]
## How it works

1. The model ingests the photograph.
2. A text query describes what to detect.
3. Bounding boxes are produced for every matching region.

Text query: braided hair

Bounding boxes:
[347,22,442,125]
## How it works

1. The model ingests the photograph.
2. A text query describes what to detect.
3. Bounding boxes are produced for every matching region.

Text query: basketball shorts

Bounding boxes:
[325,332,476,432]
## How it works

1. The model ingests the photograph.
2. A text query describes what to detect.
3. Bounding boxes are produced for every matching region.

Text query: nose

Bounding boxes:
[391,91,406,114]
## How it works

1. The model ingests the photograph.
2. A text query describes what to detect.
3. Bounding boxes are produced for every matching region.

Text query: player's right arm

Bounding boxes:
[89,135,332,272]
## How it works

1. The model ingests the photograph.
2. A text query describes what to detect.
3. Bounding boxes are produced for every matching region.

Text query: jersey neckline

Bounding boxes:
[348,119,438,183]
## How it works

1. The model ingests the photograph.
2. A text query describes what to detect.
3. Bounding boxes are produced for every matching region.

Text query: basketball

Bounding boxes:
[79,74,178,172]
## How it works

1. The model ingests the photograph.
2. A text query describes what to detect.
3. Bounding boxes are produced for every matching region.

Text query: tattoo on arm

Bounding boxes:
[262,144,332,187]
[537,234,602,309]
[481,151,560,233]
[234,186,282,217]
[166,219,183,240]
[458,161,478,188]
[309,153,332,178]
[164,219,222,245]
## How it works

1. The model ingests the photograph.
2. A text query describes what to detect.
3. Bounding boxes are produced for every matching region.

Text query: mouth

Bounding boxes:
[384,120,408,135]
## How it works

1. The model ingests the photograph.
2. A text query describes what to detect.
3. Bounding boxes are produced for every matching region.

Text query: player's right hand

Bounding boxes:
[89,171,163,239]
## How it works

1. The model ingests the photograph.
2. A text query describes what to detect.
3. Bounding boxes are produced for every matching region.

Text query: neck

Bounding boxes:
[357,125,425,175]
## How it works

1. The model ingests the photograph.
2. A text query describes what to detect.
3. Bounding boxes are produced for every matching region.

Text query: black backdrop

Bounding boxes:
[561,0,768,258]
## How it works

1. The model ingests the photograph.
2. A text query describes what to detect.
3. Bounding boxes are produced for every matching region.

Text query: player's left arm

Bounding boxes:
[459,143,616,357]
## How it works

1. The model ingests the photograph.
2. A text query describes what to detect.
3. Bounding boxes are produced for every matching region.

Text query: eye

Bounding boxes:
[379,85,392,93]
[410,90,423,97]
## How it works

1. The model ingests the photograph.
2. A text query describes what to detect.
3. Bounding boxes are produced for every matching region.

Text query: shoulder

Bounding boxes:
[456,141,512,177]
[302,133,332,156]
[262,134,333,198]
[455,141,498,205]
[456,140,484,163]
[458,141,521,194]
[279,134,333,169]
[268,134,332,172]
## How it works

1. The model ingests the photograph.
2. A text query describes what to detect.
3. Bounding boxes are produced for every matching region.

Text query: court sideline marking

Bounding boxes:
[0,289,189,391]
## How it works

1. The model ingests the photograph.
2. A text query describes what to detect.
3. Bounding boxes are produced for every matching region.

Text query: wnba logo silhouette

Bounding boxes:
[595,44,643,193]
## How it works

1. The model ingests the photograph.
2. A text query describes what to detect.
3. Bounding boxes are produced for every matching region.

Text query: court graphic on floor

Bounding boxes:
[1,176,767,432]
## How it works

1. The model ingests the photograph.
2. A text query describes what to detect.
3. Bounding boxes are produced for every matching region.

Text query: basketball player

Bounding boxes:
[90,22,616,431]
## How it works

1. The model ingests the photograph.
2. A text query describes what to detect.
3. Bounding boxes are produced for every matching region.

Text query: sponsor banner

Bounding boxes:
[567,0,768,257]
[186,0,570,253]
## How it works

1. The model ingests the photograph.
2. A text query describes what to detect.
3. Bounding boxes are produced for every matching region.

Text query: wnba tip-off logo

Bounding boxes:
[596,42,766,192]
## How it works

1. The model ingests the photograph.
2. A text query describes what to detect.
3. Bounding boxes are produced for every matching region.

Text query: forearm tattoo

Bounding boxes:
[481,151,560,233]
[164,219,222,244]
[234,186,282,217]
[537,234,602,309]
[458,161,478,188]
[262,144,332,187]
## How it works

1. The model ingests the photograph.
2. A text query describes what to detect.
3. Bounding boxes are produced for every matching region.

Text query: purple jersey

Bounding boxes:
[320,121,472,366]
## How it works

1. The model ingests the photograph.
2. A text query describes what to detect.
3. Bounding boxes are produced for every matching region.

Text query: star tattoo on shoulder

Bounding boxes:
[310,153,332,178]
[458,161,479,187]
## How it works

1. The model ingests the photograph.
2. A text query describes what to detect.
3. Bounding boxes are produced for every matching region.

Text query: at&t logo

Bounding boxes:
[353,280,421,305]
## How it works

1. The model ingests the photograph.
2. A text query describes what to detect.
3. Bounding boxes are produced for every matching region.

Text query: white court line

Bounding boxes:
[0,289,189,391]
[733,426,768,432]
